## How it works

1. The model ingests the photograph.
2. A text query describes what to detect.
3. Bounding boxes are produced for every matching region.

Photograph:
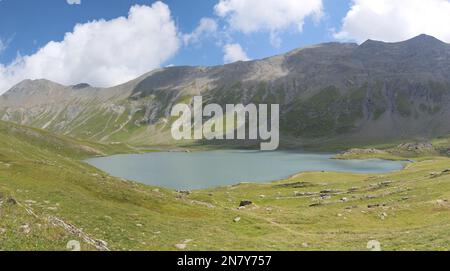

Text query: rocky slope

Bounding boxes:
[1,34,450,147]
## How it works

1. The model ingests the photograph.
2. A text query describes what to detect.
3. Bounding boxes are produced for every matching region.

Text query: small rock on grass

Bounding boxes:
[239,200,253,207]
[233,217,241,223]
[367,240,382,251]
[96,240,108,247]
[379,212,388,220]
[66,240,81,251]
[175,243,187,250]
[19,224,31,234]
[320,195,331,200]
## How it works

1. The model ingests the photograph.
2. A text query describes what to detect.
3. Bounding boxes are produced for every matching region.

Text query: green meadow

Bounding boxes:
[1,120,450,251]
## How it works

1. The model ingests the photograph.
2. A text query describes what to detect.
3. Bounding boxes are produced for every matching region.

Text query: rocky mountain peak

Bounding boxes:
[2,35,450,147]
[407,33,447,45]
[359,34,449,51]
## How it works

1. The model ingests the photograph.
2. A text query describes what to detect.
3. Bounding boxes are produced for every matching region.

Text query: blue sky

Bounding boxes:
[1,0,450,93]
[0,0,349,66]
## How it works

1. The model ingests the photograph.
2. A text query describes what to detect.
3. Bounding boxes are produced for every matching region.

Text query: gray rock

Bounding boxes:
[239,200,253,207]
[367,240,382,251]
[320,195,332,200]
[175,243,187,250]
[177,190,191,195]
[66,240,81,251]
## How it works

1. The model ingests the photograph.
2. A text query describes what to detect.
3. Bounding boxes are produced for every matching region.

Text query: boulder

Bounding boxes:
[320,195,331,200]
[175,244,187,250]
[436,199,449,206]
[96,240,108,248]
[66,240,81,251]
[367,240,382,251]
[177,190,191,195]
[239,200,252,207]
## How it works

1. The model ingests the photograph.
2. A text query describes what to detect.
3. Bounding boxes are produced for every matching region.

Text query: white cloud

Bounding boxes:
[335,0,450,43]
[67,0,81,5]
[0,2,180,94]
[215,0,323,47]
[223,43,250,64]
[183,17,218,45]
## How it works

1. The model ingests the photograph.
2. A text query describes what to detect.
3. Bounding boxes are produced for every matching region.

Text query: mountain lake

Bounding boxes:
[85,150,406,190]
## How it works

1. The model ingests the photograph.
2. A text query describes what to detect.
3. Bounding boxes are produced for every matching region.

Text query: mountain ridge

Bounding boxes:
[1,34,450,148]
[3,34,449,94]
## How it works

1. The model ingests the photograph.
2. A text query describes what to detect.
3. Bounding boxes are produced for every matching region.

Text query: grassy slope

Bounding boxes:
[1,120,450,251]
[0,121,241,250]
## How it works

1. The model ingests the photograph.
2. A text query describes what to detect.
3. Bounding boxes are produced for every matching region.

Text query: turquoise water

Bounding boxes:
[85,150,405,190]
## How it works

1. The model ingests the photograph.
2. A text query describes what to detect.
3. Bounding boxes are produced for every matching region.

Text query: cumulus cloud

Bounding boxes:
[223,43,250,64]
[183,17,218,45]
[215,0,323,47]
[0,2,180,94]
[67,0,81,5]
[335,0,450,43]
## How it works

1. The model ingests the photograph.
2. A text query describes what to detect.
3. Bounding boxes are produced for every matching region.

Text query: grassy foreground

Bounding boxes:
[1,120,450,251]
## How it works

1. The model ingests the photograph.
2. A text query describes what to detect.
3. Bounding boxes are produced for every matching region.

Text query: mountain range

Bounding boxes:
[1,34,450,148]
